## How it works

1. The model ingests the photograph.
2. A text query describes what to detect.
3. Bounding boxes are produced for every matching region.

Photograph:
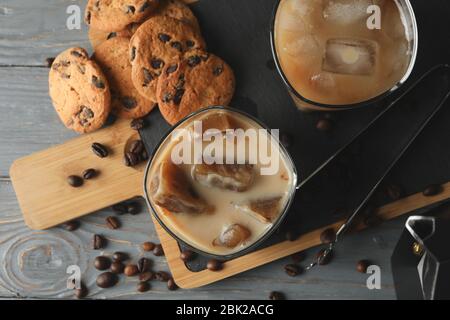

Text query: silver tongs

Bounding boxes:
[298,65,450,270]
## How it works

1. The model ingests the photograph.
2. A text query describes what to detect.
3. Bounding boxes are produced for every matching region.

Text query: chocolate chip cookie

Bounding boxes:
[85,0,160,33]
[93,37,157,119]
[49,47,111,133]
[156,50,235,125]
[130,15,206,102]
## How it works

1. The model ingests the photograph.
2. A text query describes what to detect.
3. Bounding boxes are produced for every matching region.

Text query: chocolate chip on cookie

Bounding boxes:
[156,50,235,125]
[93,37,157,119]
[85,0,159,33]
[49,47,111,133]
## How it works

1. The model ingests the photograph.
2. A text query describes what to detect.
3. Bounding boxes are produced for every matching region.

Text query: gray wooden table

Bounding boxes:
[0,0,411,300]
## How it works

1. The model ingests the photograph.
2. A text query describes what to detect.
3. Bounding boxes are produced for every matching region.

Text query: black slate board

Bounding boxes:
[140,0,450,271]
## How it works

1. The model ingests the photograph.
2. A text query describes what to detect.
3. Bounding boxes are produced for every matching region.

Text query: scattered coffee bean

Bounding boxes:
[96,272,118,288]
[112,203,128,215]
[91,142,109,158]
[167,278,178,291]
[139,271,155,282]
[423,184,443,197]
[137,257,151,273]
[94,256,111,271]
[74,282,88,299]
[129,140,144,154]
[284,264,302,277]
[269,291,285,300]
[142,242,155,252]
[82,168,98,180]
[316,118,333,132]
[356,260,370,273]
[291,252,305,263]
[155,271,171,282]
[153,244,164,256]
[137,281,151,293]
[106,216,120,229]
[124,151,140,167]
[46,57,55,68]
[320,228,336,244]
[62,220,80,231]
[180,249,195,262]
[386,184,403,200]
[68,175,83,188]
[112,251,129,262]
[206,259,223,272]
[124,264,139,277]
[316,249,333,266]
[130,118,146,130]
[110,261,125,274]
[92,234,106,250]
[127,202,142,215]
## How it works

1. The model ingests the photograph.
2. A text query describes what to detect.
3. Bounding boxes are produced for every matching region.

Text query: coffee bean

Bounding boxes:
[206,259,223,272]
[269,291,285,300]
[316,249,333,266]
[423,184,443,197]
[46,57,55,68]
[139,271,155,282]
[142,242,155,252]
[180,249,195,262]
[68,175,83,187]
[356,260,370,273]
[127,202,142,215]
[62,220,80,231]
[92,234,106,250]
[112,203,128,214]
[124,152,140,167]
[112,251,129,262]
[92,142,109,158]
[74,282,88,299]
[320,228,336,244]
[386,184,403,200]
[94,256,111,271]
[284,264,302,277]
[167,278,178,291]
[316,118,333,132]
[129,140,144,154]
[130,118,146,131]
[124,264,139,277]
[153,244,164,256]
[155,271,171,282]
[96,272,118,288]
[137,257,151,273]
[291,252,305,263]
[82,168,98,180]
[110,261,125,274]
[137,282,151,292]
[106,216,120,229]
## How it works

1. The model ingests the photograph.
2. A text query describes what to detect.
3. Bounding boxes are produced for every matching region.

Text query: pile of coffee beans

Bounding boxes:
[124,140,148,167]
[112,200,142,215]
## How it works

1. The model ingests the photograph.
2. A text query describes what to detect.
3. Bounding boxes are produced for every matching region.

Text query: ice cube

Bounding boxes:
[277,0,316,32]
[323,0,373,25]
[309,72,336,91]
[234,196,283,223]
[283,34,321,57]
[213,224,251,248]
[150,161,213,214]
[322,38,377,75]
[192,163,255,192]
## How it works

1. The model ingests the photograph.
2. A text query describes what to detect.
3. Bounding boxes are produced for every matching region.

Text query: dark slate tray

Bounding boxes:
[140,0,450,271]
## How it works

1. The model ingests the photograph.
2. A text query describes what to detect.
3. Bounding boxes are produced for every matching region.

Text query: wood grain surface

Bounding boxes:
[0,0,446,300]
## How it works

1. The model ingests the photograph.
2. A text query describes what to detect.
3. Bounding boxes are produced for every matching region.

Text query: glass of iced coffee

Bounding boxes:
[271,0,418,111]
[144,107,298,259]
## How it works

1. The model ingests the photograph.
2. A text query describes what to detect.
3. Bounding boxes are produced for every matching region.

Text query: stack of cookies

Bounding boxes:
[48,0,235,134]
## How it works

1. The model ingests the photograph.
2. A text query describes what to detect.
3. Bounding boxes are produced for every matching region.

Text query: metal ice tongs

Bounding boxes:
[298,65,450,270]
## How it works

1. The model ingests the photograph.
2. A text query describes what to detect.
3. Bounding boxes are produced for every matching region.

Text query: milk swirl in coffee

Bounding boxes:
[147,109,297,255]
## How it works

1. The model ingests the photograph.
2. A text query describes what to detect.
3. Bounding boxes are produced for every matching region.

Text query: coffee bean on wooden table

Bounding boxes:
[155,271,171,282]
[167,278,178,291]
[96,272,118,288]
[94,256,111,271]
[110,261,125,274]
[269,291,285,300]
[124,264,139,277]
[92,142,109,158]
[106,216,120,229]
[142,242,155,252]
[137,257,151,273]
[127,202,142,215]
[112,251,128,262]
[112,203,128,215]
[124,152,140,167]
[67,175,83,187]
[74,282,88,299]
[356,260,371,273]
[62,220,80,231]
[130,118,146,131]
[180,249,195,262]
[206,259,223,272]
[129,140,144,154]
[82,168,98,180]
[386,184,403,200]
[316,118,333,132]
[92,234,106,250]
[153,244,164,256]
[137,282,151,293]
[316,249,333,266]
[291,252,305,263]
[320,228,336,244]
[423,184,443,197]
[45,57,55,68]
[139,271,155,282]
[284,264,302,277]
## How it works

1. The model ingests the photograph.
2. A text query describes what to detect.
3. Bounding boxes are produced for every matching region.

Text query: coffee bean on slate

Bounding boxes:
[386,184,403,200]
[180,249,195,262]
[139,271,155,282]
[82,168,98,180]
[94,256,111,271]
[137,282,151,293]
[112,251,129,262]
[316,249,333,266]
[62,220,80,231]
[284,264,302,277]
[130,118,146,130]
[124,264,139,277]
[110,261,125,274]
[207,259,223,272]
[106,216,120,229]
[153,244,164,256]
[68,175,83,187]
[124,152,140,167]
[92,234,106,250]
[74,282,88,299]
[92,142,109,158]
[269,291,285,300]
[167,278,178,291]
[423,184,443,197]
[46,57,55,68]
[155,271,171,282]
[127,202,142,215]
[291,252,305,263]
[129,140,144,154]
[316,118,333,132]
[137,257,151,273]
[356,260,370,273]
[142,242,155,252]
[112,203,128,215]
[96,272,118,288]
[320,228,336,244]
